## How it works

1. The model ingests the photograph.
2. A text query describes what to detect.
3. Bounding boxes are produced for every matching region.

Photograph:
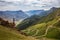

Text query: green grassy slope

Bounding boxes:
[0,25,39,40]
[22,17,60,40]
[22,18,60,40]
[21,8,60,40]
[17,8,60,30]
[22,23,47,36]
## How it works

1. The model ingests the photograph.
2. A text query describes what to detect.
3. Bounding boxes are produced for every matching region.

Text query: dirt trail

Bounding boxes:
[36,18,60,37]
[20,18,60,40]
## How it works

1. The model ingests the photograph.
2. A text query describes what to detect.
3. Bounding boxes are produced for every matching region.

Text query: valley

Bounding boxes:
[0,7,60,40]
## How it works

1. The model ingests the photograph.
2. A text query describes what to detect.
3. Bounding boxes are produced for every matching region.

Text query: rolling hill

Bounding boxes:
[17,7,60,40]
[17,7,60,30]
[0,7,60,40]
[0,25,39,40]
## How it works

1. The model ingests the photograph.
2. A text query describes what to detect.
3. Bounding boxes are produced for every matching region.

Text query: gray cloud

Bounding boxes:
[0,0,60,11]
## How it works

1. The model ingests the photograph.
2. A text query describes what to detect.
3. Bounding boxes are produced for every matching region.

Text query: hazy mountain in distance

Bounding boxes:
[25,7,57,16]
[17,7,59,30]
[0,10,29,24]
[25,10,45,16]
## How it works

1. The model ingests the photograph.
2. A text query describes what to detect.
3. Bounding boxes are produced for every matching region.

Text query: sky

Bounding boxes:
[0,0,60,11]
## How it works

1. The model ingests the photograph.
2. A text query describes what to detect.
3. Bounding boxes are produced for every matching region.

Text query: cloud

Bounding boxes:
[0,0,60,11]
[2,0,21,2]
[0,1,15,6]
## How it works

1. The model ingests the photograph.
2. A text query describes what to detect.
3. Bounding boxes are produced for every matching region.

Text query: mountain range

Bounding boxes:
[17,7,57,30]
[0,9,49,25]
[26,7,57,16]
[0,7,59,25]
[16,7,60,40]
[25,8,53,16]
[0,10,28,24]
[0,7,60,40]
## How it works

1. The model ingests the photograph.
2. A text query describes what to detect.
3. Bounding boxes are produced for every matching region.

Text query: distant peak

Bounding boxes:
[51,7,57,9]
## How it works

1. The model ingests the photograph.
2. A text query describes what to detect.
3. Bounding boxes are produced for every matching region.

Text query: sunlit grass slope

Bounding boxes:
[22,17,60,40]
[0,25,39,40]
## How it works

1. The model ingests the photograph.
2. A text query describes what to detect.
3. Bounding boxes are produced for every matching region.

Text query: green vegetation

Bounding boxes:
[22,23,47,36]
[20,8,60,40]
[0,25,39,40]
[22,18,60,40]
[46,27,60,39]
[54,21,60,28]
[0,8,60,40]
[0,25,23,40]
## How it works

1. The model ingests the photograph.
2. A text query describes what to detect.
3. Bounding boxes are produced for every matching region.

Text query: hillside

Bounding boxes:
[0,7,60,40]
[17,8,60,40]
[17,7,60,30]
[0,25,39,40]
[22,17,60,38]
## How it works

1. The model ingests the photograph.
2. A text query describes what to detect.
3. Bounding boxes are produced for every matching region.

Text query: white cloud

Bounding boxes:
[0,0,60,11]
[3,0,21,2]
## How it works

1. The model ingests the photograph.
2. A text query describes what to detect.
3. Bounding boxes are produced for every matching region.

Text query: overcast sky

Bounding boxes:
[0,0,60,11]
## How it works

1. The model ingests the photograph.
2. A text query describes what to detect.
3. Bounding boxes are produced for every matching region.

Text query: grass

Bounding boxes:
[22,23,47,36]
[0,25,27,40]
[22,17,60,40]
[0,25,39,40]
[46,27,60,39]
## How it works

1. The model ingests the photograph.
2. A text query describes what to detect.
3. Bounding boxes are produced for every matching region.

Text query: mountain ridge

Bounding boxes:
[17,7,59,30]
[0,10,29,25]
